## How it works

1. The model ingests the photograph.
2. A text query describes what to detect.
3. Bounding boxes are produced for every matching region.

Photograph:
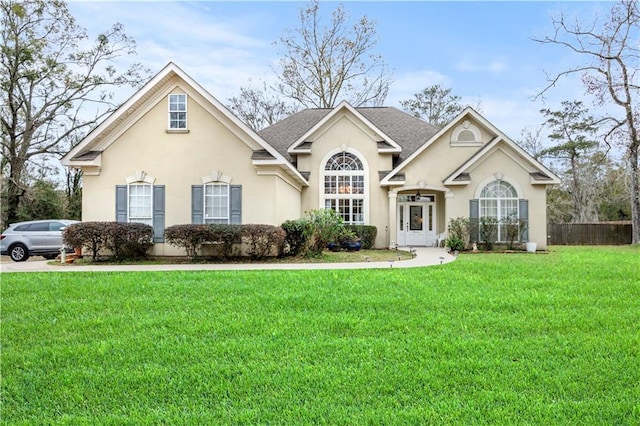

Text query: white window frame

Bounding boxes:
[478,180,519,242]
[128,183,153,226]
[321,150,368,225]
[168,94,187,129]
[204,183,230,224]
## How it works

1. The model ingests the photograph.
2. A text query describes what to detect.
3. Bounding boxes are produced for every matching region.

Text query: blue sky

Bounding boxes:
[67,1,611,140]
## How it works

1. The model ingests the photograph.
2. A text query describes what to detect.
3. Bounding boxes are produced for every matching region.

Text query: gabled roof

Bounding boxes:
[61,62,308,185]
[259,102,438,161]
[380,106,559,186]
[442,135,561,186]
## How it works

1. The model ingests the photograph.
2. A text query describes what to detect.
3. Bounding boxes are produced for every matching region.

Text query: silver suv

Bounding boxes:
[0,219,80,262]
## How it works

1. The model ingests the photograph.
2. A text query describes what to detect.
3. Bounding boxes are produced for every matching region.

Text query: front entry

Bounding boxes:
[397,201,436,246]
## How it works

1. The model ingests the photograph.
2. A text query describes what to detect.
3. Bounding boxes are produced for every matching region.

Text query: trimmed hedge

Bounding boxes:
[346,225,377,249]
[63,222,153,261]
[165,224,284,260]
[163,224,210,259]
[243,224,286,260]
[281,219,312,256]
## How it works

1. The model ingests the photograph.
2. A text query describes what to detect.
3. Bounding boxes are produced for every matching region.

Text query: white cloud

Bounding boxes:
[455,58,508,73]
[386,69,453,106]
[68,1,276,103]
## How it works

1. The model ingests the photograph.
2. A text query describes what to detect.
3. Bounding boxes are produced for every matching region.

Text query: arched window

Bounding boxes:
[323,152,365,224]
[451,120,482,145]
[479,180,519,241]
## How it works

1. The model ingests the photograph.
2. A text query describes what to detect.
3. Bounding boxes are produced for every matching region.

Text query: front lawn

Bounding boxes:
[2,246,639,424]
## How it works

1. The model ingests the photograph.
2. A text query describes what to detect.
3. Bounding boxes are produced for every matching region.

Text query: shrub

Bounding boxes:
[165,224,210,259]
[64,222,153,261]
[281,219,312,256]
[208,224,243,258]
[305,209,346,255]
[479,217,499,251]
[243,224,286,260]
[447,217,470,249]
[445,236,465,252]
[63,222,107,261]
[502,214,527,250]
[346,225,377,249]
[104,222,153,261]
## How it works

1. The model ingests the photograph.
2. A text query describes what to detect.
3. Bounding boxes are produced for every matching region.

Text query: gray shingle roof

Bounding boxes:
[258,107,439,163]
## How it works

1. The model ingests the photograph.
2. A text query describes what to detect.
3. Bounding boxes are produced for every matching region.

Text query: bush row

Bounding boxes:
[164,224,285,260]
[63,222,153,261]
[63,217,378,261]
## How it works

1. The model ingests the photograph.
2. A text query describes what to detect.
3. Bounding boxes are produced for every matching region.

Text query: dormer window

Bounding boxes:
[168,94,187,129]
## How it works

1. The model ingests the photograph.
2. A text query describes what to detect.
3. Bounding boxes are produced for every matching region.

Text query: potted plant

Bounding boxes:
[328,228,362,251]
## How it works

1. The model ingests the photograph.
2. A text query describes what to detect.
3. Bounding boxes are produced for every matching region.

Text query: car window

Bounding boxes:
[14,224,29,231]
[28,222,50,232]
[50,222,66,231]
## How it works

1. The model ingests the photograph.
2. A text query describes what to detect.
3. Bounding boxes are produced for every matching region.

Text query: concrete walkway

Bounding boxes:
[0,247,455,273]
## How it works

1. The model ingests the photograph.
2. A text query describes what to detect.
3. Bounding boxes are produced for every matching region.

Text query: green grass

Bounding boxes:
[2,246,639,424]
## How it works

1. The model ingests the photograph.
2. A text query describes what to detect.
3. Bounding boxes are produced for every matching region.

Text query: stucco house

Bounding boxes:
[62,62,559,255]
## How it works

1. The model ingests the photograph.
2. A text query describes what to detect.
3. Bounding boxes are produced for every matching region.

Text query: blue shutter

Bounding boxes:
[469,199,479,242]
[153,185,165,243]
[519,199,529,242]
[115,185,127,222]
[192,185,204,224]
[230,185,242,224]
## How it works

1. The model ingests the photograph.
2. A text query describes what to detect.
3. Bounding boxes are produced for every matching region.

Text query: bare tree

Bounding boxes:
[399,85,464,128]
[0,0,149,227]
[534,0,640,243]
[227,81,298,131]
[274,0,392,108]
[518,125,546,160]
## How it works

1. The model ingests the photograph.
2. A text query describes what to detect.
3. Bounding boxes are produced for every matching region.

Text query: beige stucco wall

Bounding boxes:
[297,112,395,248]
[445,145,550,250]
[387,130,550,250]
[81,79,302,255]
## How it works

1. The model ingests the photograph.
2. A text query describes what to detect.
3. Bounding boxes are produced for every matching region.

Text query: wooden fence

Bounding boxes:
[547,222,632,245]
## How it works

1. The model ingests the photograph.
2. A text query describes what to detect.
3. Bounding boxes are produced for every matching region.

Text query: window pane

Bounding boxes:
[169,94,187,129]
[128,184,152,225]
[322,152,365,225]
[352,199,364,224]
[338,175,350,194]
[324,176,336,194]
[204,183,229,222]
[352,176,364,194]
[479,180,519,242]
[410,206,423,231]
[325,152,363,171]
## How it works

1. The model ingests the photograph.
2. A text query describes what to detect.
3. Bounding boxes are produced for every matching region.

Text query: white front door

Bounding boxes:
[397,202,436,247]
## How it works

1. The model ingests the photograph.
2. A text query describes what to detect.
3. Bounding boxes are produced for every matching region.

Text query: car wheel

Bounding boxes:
[9,243,29,262]
[42,254,58,260]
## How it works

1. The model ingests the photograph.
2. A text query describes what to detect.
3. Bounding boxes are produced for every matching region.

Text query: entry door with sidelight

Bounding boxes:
[397,202,436,247]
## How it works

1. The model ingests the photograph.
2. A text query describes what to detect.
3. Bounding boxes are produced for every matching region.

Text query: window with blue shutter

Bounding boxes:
[192,184,241,224]
[115,184,165,242]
